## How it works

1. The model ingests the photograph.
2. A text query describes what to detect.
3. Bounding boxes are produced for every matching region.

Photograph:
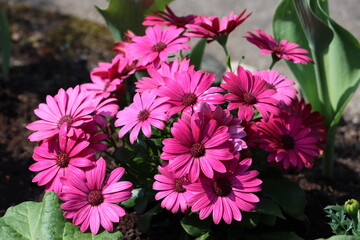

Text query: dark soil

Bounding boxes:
[1,2,359,240]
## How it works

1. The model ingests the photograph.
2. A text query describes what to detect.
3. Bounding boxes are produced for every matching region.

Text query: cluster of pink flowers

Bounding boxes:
[26,4,324,235]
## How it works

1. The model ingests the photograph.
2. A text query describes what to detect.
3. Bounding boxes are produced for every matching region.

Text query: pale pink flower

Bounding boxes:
[253,70,297,105]
[161,110,235,183]
[186,158,262,224]
[29,125,95,193]
[221,66,279,121]
[115,90,169,144]
[127,26,190,67]
[135,58,194,94]
[158,70,225,117]
[27,85,95,142]
[59,158,133,234]
[185,10,251,41]
[153,163,192,214]
[245,29,314,64]
[143,6,197,28]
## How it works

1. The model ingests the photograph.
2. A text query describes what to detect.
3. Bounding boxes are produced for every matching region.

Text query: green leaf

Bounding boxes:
[137,204,162,233]
[0,192,123,240]
[262,177,306,218]
[0,9,11,80]
[180,213,211,237]
[96,0,173,41]
[190,38,207,70]
[120,188,141,208]
[316,235,359,240]
[255,198,285,220]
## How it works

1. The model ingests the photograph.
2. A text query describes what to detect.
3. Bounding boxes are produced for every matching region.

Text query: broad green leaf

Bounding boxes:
[255,198,285,220]
[190,38,207,70]
[120,188,141,208]
[180,213,211,237]
[0,9,10,80]
[0,192,123,240]
[316,236,359,240]
[137,204,162,233]
[262,177,306,218]
[95,0,173,41]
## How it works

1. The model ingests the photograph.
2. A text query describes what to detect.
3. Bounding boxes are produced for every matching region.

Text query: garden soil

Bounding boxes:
[1,3,359,240]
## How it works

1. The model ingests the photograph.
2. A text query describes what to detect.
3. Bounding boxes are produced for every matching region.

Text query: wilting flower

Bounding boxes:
[161,110,234,183]
[27,85,95,142]
[158,70,225,117]
[186,158,262,224]
[221,66,279,121]
[127,25,190,67]
[253,70,297,105]
[153,163,192,213]
[143,5,197,28]
[115,90,169,144]
[186,10,251,41]
[245,29,314,64]
[59,158,133,234]
[256,113,322,169]
[29,125,95,193]
[135,58,194,94]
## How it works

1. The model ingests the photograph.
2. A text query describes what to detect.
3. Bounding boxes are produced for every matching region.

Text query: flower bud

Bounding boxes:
[344,199,360,216]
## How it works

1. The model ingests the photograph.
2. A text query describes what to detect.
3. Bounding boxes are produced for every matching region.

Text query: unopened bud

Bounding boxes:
[344,199,359,216]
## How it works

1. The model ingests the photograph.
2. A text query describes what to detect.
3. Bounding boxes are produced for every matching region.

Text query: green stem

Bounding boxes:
[322,123,337,177]
[269,53,280,70]
[221,44,232,72]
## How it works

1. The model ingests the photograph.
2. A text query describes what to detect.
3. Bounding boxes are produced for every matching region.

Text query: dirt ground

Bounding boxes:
[1,3,359,240]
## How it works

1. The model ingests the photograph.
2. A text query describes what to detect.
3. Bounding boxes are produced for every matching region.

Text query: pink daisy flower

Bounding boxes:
[81,121,108,152]
[26,85,96,142]
[127,25,190,67]
[153,163,192,214]
[143,6,197,28]
[256,113,322,170]
[161,110,235,183]
[135,58,194,94]
[115,90,169,144]
[245,29,314,64]
[221,66,279,121]
[59,157,133,234]
[113,30,136,55]
[185,10,251,41]
[158,70,225,117]
[186,158,262,224]
[29,125,95,193]
[253,70,297,105]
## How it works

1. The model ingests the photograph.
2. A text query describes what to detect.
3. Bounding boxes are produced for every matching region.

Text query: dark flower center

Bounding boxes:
[212,178,232,197]
[121,63,136,76]
[272,46,284,54]
[280,134,295,150]
[266,83,276,90]
[152,42,167,52]
[190,143,206,158]
[138,109,150,121]
[182,93,198,106]
[174,178,186,193]
[242,92,257,104]
[87,190,104,206]
[56,151,70,168]
[58,115,73,129]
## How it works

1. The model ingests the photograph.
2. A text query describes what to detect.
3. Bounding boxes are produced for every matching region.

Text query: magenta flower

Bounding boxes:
[245,29,314,64]
[113,30,136,55]
[143,6,197,28]
[186,158,262,224]
[256,114,322,170]
[253,70,297,105]
[26,85,96,142]
[59,157,133,234]
[135,58,194,94]
[158,70,225,117]
[127,26,190,67]
[161,110,235,183]
[221,66,279,121]
[185,10,251,41]
[29,125,95,193]
[153,163,192,214]
[115,90,169,144]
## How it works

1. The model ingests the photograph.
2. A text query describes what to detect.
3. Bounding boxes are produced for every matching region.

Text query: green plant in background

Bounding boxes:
[273,0,360,177]
[96,0,173,41]
[0,8,11,80]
